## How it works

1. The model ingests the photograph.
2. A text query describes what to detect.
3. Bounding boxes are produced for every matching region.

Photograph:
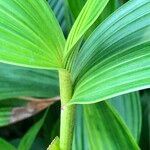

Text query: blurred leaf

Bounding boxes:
[18,110,47,150]
[67,0,121,19]
[0,138,17,150]
[67,0,86,18]
[48,119,60,144]
[73,92,141,149]
[0,63,59,100]
[41,100,60,148]
[83,102,139,149]
[0,97,59,127]
[70,0,150,104]
[0,0,65,69]
[47,137,60,150]
[64,0,109,58]
[0,98,26,127]
[48,0,69,35]
[109,92,142,141]
[73,106,89,150]
[140,89,150,150]
[30,138,46,150]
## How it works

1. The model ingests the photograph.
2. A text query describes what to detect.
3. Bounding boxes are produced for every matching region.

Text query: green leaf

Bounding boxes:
[18,111,47,150]
[0,0,65,69]
[65,0,120,71]
[0,97,58,127]
[109,92,142,141]
[73,92,141,149]
[0,98,26,127]
[72,106,89,150]
[67,0,121,19]
[83,102,139,149]
[48,0,69,35]
[67,0,86,18]
[64,0,110,58]
[0,63,59,100]
[70,0,150,104]
[47,137,60,150]
[0,138,17,150]
[140,89,150,149]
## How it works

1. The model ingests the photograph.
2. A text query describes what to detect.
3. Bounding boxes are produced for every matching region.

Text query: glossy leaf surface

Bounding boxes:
[70,0,150,104]
[64,0,109,58]
[0,0,65,69]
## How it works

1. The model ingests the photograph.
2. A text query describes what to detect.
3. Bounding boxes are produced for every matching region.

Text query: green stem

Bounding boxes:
[59,70,75,150]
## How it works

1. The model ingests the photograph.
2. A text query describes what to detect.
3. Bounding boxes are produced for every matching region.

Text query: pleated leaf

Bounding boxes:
[0,98,26,127]
[67,0,86,18]
[64,0,109,57]
[83,102,139,149]
[0,0,65,69]
[73,92,141,149]
[109,92,142,141]
[70,0,150,104]
[48,0,68,35]
[0,138,16,150]
[140,89,150,149]
[65,0,121,71]
[73,105,89,150]
[0,63,59,100]
[67,0,120,19]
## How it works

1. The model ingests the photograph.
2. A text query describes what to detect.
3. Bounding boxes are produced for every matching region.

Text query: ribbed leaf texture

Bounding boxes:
[73,92,141,149]
[83,102,139,149]
[0,0,65,69]
[64,0,109,58]
[0,99,26,127]
[67,0,86,18]
[108,92,141,141]
[0,63,59,100]
[48,0,68,35]
[70,0,150,104]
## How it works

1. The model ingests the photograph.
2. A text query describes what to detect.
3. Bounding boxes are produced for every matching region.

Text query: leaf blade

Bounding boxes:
[64,0,109,57]
[70,0,150,104]
[0,138,17,150]
[73,100,140,149]
[0,0,65,69]
[18,111,47,150]
[109,92,142,141]
[73,92,141,149]
[0,63,59,100]
[0,97,59,127]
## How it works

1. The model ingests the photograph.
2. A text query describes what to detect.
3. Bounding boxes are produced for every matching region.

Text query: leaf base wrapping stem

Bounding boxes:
[59,70,75,150]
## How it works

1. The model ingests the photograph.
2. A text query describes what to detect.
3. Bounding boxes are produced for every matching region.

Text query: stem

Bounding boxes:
[59,70,75,150]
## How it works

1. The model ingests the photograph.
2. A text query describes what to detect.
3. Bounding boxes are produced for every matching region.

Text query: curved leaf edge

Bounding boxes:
[104,101,140,149]
[69,86,150,104]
